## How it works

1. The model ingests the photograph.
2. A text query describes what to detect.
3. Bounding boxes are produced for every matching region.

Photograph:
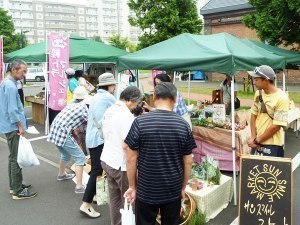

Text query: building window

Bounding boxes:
[37,14,43,19]
[36,5,42,11]
[78,8,84,14]
[37,22,43,28]
[38,38,44,43]
[38,30,44,36]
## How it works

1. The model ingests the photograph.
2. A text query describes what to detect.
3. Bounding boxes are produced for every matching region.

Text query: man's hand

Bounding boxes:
[247,138,260,149]
[142,101,154,112]
[124,187,136,204]
[181,189,186,200]
[17,126,25,136]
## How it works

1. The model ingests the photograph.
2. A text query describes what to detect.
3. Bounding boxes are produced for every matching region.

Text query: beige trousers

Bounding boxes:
[101,161,129,225]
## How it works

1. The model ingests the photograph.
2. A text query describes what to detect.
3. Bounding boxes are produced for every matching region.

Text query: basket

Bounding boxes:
[156,192,196,225]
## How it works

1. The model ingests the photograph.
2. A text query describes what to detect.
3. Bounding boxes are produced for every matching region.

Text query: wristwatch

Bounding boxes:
[253,138,260,145]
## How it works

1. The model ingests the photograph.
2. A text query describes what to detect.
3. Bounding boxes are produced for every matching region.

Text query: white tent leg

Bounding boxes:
[188,71,191,105]
[45,34,50,135]
[231,78,237,205]
[283,70,286,92]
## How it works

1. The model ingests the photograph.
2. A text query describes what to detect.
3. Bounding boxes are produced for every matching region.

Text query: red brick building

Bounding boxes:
[200,0,300,85]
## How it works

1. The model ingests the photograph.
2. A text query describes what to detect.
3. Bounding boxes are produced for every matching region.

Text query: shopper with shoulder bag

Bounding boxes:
[247,65,289,157]
[79,73,117,218]
[220,75,239,115]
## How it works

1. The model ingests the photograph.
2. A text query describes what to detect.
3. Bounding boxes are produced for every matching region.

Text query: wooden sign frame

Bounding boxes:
[238,155,293,225]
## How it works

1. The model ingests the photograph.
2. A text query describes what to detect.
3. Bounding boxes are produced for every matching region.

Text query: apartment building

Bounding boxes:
[1,0,99,44]
[87,0,140,44]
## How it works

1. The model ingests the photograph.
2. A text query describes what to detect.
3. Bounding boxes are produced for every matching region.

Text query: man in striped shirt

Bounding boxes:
[123,83,196,225]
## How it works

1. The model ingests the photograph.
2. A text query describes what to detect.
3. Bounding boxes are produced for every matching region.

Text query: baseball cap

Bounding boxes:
[65,68,75,76]
[248,65,276,80]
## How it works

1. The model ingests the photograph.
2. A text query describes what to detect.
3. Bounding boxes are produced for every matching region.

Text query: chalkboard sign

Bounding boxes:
[239,155,292,225]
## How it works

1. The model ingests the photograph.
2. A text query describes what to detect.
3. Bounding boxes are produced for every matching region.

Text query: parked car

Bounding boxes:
[26,68,45,81]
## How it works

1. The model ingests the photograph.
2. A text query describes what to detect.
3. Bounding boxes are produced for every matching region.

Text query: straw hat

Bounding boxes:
[97,72,118,87]
[73,86,88,100]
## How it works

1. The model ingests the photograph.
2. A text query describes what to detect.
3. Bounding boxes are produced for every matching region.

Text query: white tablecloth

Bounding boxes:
[287,108,300,132]
[185,175,233,221]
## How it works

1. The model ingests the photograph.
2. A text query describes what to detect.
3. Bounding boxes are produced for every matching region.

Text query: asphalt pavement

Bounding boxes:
[0,121,111,225]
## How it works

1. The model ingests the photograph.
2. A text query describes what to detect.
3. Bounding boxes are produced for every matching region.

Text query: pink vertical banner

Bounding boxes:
[0,36,3,83]
[151,70,165,86]
[48,33,69,110]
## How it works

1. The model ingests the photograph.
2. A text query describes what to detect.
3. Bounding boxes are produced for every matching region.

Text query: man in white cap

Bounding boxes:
[247,65,289,157]
[66,68,79,104]
[48,86,89,193]
[79,72,117,218]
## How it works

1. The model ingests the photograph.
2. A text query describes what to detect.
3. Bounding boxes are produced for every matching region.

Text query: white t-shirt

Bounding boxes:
[101,101,134,171]
[220,81,238,104]
[78,77,87,86]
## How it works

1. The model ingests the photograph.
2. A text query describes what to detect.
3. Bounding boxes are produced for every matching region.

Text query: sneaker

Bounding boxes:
[75,185,86,194]
[57,173,75,181]
[79,205,101,218]
[12,188,37,200]
[10,184,32,194]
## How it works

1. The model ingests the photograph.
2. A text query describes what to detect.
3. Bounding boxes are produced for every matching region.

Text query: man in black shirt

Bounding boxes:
[123,83,196,225]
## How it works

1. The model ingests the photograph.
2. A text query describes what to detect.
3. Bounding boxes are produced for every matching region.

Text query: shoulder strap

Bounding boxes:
[226,85,231,96]
[258,90,274,120]
[92,114,104,139]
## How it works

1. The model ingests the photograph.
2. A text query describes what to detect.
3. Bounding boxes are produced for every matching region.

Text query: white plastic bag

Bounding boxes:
[96,174,109,205]
[17,136,40,168]
[120,198,135,225]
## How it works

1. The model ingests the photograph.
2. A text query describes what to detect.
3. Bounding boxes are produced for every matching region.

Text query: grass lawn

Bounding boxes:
[178,87,300,104]
[24,101,32,107]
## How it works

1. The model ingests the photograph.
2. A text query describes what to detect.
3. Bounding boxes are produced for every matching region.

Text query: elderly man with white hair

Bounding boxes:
[0,59,37,200]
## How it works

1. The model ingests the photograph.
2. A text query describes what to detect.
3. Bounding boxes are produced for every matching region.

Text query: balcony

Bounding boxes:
[45,7,75,14]
[45,15,61,21]
[45,23,76,30]
[61,15,76,22]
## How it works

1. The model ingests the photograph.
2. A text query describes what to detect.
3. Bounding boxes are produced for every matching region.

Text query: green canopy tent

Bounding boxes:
[118,33,285,75]
[241,39,300,91]
[4,35,127,63]
[242,39,300,65]
[118,32,287,205]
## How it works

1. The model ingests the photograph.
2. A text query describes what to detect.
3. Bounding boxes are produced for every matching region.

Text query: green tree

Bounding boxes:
[128,0,202,49]
[109,34,136,52]
[0,8,24,53]
[243,0,300,50]
[93,35,102,42]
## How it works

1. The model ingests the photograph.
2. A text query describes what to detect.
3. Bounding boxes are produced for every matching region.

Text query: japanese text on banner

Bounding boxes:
[48,34,69,110]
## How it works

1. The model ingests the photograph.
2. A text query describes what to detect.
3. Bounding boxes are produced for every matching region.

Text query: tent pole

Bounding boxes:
[173,71,176,85]
[136,70,139,88]
[283,70,286,92]
[188,71,191,105]
[231,77,237,205]
[45,33,50,135]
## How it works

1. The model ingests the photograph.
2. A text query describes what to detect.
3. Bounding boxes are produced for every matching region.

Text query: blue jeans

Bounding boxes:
[56,136,85,166]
